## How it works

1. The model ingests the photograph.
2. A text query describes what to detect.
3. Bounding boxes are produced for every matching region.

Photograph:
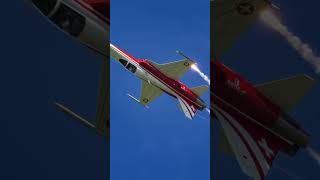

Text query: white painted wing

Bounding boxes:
[149,59,193,80]
[140,81,163,106]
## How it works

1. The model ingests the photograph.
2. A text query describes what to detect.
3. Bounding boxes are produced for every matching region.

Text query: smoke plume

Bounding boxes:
[191,64,211,85]
[260,10,320,73]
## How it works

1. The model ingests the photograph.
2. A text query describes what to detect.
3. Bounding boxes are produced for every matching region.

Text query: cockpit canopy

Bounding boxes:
[119,59,128,67]
[119,59,137,73]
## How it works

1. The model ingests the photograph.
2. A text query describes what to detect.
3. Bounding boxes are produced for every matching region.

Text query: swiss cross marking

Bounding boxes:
[258,138,274,158]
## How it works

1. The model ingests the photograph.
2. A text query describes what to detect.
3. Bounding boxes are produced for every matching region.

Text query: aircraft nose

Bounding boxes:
[31,0,58,16]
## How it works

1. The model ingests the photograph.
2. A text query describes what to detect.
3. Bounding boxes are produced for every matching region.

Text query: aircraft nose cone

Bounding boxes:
[31,0,58,16]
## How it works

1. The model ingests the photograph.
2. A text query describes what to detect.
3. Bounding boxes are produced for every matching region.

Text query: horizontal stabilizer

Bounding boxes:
[255,75,315,111]
[191,85,209,96]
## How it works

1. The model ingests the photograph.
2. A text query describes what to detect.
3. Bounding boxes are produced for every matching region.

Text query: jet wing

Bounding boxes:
[215,106,284,180]
[140,81,163,106]
[211,0,269,58]
[149,59,193,80]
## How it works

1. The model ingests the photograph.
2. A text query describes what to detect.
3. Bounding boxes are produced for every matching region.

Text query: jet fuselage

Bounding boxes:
[212,61,309,155]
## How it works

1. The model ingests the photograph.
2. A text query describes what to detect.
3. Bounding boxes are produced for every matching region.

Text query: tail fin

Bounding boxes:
[255,75,315,111]
[191,85,209,96]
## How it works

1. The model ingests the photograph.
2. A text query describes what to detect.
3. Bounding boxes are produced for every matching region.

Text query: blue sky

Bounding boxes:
[214,0,320,180]
[1,1,108,180]
[110,0,210,179]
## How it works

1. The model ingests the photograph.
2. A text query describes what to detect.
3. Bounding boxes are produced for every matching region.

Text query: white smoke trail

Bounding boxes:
[306,146,320,167]
[206,108,210,115]
[191,64,211,85]
[260,10,320,73]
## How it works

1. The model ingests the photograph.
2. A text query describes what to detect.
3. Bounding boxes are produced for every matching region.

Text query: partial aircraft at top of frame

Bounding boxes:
[27,0,110,137]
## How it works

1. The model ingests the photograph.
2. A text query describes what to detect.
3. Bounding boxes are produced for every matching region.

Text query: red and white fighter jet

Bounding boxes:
[212,0,315,179]
[110,44,208,119]
[212,61,314,180]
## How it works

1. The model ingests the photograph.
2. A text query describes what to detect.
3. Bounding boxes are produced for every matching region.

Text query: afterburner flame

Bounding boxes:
[191,64,210,85]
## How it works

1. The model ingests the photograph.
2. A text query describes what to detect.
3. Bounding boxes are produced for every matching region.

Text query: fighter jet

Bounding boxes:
[110,44,208,119]
[212,60,314,180]
[27,0,109,136]
[211,0,314,179]
[211,0,315,180]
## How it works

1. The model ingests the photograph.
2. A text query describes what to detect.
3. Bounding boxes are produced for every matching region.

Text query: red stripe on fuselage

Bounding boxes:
[140,61,202,109]
[212,61,281,126]
[112,45,202,109]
